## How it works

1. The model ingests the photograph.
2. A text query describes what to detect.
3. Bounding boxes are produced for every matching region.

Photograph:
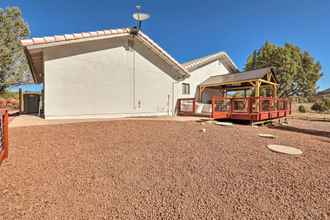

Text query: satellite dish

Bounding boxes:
[132,12,150,22]
[132,5,150,31]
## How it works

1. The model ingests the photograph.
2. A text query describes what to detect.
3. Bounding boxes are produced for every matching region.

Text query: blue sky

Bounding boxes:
[1,0,329,90]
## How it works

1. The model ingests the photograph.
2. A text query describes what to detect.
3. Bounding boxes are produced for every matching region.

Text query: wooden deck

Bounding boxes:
[177,97,291,122]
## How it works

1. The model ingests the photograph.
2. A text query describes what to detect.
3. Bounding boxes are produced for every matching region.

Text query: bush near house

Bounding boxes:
[0,92,19,109]
[311,97,330,112]
[298,105,306,113]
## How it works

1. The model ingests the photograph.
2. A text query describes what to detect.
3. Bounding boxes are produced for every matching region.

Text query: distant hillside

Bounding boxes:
[317,88,330,96]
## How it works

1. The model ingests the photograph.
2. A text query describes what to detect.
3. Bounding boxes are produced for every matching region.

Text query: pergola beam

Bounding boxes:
[249,81,256,87]
[201,79,260,88]
[259,79,279,85]
[226,86,253,91]
[267,72,271,81]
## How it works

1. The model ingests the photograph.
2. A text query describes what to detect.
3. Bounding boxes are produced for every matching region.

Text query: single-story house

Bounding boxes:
[21,27,238,119]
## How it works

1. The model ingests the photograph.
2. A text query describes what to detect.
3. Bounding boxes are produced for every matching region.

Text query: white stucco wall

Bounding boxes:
[43,37,175,119]
[176,60,230,102]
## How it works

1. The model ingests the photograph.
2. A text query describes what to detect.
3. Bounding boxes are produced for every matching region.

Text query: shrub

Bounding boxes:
[0,91,19,100]
[311,97,330,112]
[5,98,19,109]
[325,98,330,108]
[0,98,7,108]
[6,98,17,105]
[298,105,306,113]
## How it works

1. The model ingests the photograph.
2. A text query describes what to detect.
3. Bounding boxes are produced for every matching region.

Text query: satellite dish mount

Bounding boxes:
[132,5,150,32]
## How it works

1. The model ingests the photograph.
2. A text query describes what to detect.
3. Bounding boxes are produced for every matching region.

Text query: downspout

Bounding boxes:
[172,74,187,116]
[132,46,136,110]
[129,30,137,110]
[172,81,179,116]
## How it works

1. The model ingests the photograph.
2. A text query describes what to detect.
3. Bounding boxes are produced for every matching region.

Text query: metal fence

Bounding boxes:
[0,110,9,165]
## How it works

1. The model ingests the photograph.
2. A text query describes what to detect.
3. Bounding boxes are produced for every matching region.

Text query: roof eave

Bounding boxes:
[23,47,40,83]
[135,32,190,80]
[24,33,131,51]
[22,28,190,82]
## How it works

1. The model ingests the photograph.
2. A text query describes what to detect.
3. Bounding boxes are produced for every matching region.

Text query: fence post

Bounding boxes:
[3,110,8,160]
[19,88,23,113]
[0,110,9,164]
[211,97,215,118]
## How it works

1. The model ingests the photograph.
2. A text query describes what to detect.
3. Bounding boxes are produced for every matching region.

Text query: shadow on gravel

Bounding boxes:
[270,125,330,139]
[318,138,330,144]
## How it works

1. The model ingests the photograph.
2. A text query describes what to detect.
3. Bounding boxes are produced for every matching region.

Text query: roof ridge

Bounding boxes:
[199,67,276,87]
[181,51,238,73]
[208,67,272,78]
[182,51,225,66]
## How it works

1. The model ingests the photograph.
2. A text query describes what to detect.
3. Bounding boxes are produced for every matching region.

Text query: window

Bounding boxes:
[182,83,190,95]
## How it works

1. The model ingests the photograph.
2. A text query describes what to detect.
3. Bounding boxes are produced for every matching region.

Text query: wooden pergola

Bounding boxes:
[177,67,291,122]
[199,67,278,101]
[178,68,291,122]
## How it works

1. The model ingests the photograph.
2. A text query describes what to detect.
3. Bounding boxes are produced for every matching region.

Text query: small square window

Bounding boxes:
[182,83,190,95]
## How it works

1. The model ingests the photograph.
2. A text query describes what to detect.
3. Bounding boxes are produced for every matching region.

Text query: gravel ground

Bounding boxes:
[0,119,329,219]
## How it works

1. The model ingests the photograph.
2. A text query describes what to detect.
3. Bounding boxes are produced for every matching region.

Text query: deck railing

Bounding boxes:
[177,98,212,116]
[177,98,196,115]
[177,96,291,120]
[212,96,291,117]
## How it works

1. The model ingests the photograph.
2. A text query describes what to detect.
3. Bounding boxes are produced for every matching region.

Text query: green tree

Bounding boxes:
[0,6,30,92]
[245,42,322,97]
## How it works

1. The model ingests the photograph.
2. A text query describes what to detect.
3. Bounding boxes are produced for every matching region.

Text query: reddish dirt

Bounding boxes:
[0,119,329,219]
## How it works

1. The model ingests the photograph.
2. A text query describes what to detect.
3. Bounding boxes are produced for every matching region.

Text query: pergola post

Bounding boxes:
[219,86,224,96]
[199,86,206,102]
[255,80,260,112]
[273,84,277,110]
[273,84,277,98]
